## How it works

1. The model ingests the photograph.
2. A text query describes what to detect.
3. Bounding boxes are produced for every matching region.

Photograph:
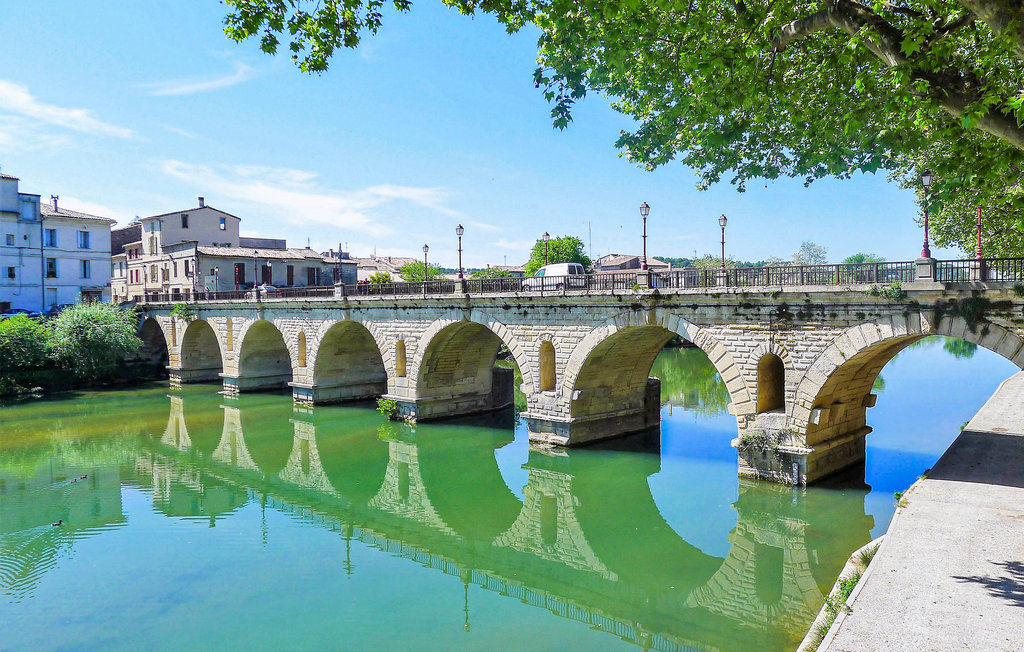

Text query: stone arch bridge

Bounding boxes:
[141,281,1024,484]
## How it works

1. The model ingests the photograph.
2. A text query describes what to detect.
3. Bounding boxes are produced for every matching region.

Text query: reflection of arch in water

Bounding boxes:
[231,394,296,477]
[311,409,390,506]
[414,427,522,543]
[368,439,459,536]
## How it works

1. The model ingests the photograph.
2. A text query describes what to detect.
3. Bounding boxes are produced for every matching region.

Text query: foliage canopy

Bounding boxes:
[223,0,1024,255]
[524,235,592,275]
[48,303,141,381]
[398,261,444,282]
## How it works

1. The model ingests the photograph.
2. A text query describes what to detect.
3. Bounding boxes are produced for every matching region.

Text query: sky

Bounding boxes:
[0,1,960,269]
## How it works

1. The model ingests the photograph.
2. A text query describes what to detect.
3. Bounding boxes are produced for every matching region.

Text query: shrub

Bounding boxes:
[170,303,197,322]
[367,271,393,284]
[0,315,50,372]
[48,303,141,381]
[376,397,399,419]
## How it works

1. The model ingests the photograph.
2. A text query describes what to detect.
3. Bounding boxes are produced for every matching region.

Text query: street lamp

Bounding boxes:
[267,260,273,286]
[253,250,260,301]
[718,214,728,270]
[975,205,984,261]
[422,244,429,282]
[920,168,933,258]
[639,202,650,270]
[543,232,550,266]
[456,224,465,279]
[213,266,219,295]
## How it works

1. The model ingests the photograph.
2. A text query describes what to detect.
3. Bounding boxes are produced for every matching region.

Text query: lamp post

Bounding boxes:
[639,202,650,270]
[253,250,260,301]
[920,168,933,258]
[213,266,219,295]
[718,214,728,270]
[422,244,429,282]
[975,205,984,261]
[543,232,550,266]
[267,260,272,286]
[456,224,465,279]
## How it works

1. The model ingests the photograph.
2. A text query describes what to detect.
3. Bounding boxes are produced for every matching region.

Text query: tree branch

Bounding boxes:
[957,0,1024,60]
[772,10,831,51]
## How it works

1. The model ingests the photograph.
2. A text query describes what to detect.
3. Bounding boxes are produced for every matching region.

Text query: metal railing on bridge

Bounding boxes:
[136,257,1024,304]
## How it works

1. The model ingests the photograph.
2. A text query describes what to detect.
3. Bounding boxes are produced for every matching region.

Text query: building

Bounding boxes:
[594,253,671,273]
[353,255,419,282]
[111,198,354,302]
[0,174,115,312]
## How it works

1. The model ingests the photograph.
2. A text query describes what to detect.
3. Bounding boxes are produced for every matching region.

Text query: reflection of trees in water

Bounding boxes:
[650,347,731,417]
[873,336,977,395]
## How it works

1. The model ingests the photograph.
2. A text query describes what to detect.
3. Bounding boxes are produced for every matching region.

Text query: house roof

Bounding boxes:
[0,173,18,181]
[353,256,419,272]
[596,253,670,268]
[141,205,242,222]
[40,203,117,224]
[196,246,328,260]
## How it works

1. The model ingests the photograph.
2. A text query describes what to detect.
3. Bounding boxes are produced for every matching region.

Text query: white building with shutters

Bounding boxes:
[0,174,115,312]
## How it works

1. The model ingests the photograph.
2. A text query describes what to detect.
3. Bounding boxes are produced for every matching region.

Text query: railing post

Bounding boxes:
[915,256,937,283]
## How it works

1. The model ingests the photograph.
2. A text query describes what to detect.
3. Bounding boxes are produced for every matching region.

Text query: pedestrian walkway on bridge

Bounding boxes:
[822,372,1024,651]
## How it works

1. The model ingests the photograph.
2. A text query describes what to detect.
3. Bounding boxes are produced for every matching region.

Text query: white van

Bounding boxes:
[521,263,588,290]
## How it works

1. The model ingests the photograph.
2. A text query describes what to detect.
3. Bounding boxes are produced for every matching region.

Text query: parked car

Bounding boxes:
[521,263,588,291]
[248,284,280,298]
[0,308,41,320]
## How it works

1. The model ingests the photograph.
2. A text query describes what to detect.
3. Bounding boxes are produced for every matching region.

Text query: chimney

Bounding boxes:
[50,195,59,212]
[198,196,205,208]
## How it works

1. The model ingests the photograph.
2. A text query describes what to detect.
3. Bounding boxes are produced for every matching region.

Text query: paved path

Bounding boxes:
[823,372,1024,652]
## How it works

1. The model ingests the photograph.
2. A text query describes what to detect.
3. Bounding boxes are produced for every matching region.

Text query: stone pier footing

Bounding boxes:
[387,366,515,422]
[291,380,386,405]
[168,366,222,386]
[527,377,662,446]
[736,426,869,485]
[221,372,292,396]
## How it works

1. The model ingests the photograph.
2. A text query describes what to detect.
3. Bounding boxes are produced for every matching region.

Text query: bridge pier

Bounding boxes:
[168,365,222,386]
[290,380,385,405]
[221,371,291,396]
[526,378,661,446]
[387,366,515,421]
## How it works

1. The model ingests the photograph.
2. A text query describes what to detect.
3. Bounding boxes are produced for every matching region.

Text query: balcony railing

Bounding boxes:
[135,257,1024,304]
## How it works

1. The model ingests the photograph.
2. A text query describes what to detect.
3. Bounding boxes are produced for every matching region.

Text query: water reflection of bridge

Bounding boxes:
[136,393,875,649]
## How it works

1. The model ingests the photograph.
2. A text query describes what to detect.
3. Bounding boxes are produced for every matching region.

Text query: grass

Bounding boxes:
[805,570,863,651]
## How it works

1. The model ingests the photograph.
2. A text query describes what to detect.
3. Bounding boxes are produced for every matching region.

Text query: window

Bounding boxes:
[184,260,191,277]
[150,265,158,282]
[6,267,14,279]
[149,236,158,252]
[77,230,91,249]
[173,261,178,276]
[539,341,556,391]
[44,229,57,247]
[181,213,189,228]
[757,353,786,413]
[5,234,13,246]
[45,258,57,278]
[219,217,226,230]
[81,260,91,279]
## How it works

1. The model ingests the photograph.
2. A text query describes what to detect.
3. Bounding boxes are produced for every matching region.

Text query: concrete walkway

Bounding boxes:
[823,371,1024,652]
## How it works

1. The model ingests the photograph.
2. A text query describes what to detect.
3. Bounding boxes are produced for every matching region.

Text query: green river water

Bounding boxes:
[0,340,1017,651]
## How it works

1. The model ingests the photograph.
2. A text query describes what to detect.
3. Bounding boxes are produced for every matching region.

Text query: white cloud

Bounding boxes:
[58,196,133,223]
[142,63,256,97]
[492,238,534,251]
[158,159,462,238]
[0,80,135,139]
[467,220,502,232]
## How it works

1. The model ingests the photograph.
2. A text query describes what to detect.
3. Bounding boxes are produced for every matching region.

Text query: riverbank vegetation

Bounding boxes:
[0,303,150,397]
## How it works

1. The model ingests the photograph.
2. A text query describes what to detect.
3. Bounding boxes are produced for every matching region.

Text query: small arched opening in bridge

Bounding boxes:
[395,339,407,377]
[311,321,387,403]
[178,319,223,383]
[756,353,785,413]
[415,321,523,420]
[796,319,1024,484]
[139,318,169,375]
[568,324,741,443]
[539,340,556,392]
[237,320,293,392]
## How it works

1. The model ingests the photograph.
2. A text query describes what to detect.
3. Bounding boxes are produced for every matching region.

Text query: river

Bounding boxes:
[0,337,1016,651]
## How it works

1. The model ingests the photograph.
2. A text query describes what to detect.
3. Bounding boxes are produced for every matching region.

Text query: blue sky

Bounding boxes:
[0,1,958,268]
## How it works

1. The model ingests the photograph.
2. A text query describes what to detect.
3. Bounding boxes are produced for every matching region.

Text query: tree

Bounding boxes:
[843,252,886,264]
[367,271,393,283]
[524,235,592,275]
[48,303,141,381]
[471,267,515,278]
[793,241,829,265]
[0,315,49,373]
[690,254,737,270]
[398,261,443,282]
[223,1,1024,254]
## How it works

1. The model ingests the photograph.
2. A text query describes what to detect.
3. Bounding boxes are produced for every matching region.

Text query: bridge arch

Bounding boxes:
[308,320,388,403]
[791,314,1024,482]
[177,319,224,383]
[139,318,170,370]
[559,311,753,442]
[235,319,294,392]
